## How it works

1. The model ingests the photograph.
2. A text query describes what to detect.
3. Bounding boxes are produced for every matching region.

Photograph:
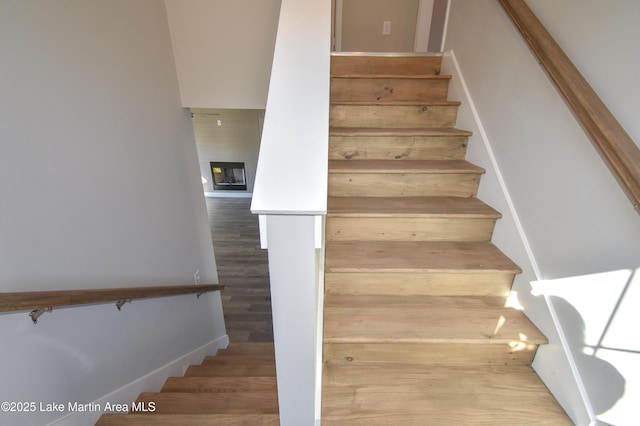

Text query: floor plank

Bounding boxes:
[206,198,273,343]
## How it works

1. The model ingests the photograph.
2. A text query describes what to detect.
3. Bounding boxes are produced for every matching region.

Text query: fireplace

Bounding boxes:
[210,161,247,191]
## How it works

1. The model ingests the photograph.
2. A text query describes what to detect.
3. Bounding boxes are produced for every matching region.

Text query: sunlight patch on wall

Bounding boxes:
[531,268,639,425]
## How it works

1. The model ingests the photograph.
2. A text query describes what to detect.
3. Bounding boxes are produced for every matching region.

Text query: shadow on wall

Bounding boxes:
[532,269,640,425]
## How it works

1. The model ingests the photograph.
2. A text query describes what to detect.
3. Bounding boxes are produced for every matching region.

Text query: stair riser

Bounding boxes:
[324,343,537,366]
[324,272,514,298]
[161,377,277,393]
[331,55,442,76]
[202,356,275,365]
[326,217,497,242]
[185,365,276,377]
[97,414,280,425]
[331,77,450,103]
[330,105,458,128]
[329,136,468,160]
[328,173,480,197]
[135,393,278,415]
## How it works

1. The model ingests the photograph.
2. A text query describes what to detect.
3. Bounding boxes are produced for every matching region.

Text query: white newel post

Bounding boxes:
[264,215,323,425]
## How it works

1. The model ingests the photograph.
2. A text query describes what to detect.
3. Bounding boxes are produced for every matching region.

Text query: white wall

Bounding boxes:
[444,0,640,424]
[0,1,226,424]
[164,0,281,109]
[191,109,263,194]
[341,0,419,52]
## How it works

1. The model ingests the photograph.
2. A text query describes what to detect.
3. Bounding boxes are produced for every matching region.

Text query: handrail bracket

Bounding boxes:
[115,299,131,311]
[29,307,52,324]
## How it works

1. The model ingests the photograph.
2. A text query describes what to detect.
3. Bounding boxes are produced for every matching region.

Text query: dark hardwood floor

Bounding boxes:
[206,197,273,343]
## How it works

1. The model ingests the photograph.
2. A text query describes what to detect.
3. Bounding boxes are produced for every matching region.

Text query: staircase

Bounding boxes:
[322,54,571,424]
[96,343,279,425]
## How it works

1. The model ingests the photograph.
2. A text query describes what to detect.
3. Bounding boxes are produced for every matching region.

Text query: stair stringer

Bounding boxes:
[441,49,591,425]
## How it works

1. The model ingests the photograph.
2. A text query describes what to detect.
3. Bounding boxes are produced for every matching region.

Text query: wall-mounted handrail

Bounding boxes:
[0,284,224,322]
[498,0,640,212]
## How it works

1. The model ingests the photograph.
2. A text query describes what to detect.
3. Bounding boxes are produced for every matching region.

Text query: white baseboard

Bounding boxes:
[48,335,229,426]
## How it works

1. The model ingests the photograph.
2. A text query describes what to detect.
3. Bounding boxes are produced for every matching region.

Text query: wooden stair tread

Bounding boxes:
[323,294,547,344]
[217,342,274,354]
[330,127,472,137]
[201,355,275,366]
[97,414,280,425]
[322,365,571,424]
[325,241,521,273]
[162,376,277,393]
[331,74,451,80]
[185,363,276,377]
[330,54,443,76]
[328,159,484,174]
[331,100,461,106]
[135,392,278,414]
[327,196,501,218]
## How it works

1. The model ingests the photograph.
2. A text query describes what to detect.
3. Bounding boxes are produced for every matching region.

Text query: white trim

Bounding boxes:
[314,215,323,249]
[543,293,598,424]
[440,0,452,53]
[334,0,343,52]
[48,335,229,426]
[314,226,326,426]
[444,50,542,280]
[259,214,268,249]
[414,0,434,52]
[331,51,442,57]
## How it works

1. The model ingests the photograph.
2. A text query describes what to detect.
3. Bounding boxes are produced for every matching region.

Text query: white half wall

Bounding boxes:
[0,1,225,424]
[164,0,281,109]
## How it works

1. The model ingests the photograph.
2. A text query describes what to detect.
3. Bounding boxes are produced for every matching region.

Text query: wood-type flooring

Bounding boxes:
[206,197,273,343]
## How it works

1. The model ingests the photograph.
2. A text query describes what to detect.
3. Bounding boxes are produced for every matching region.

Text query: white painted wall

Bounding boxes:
[0,1,226,424]
[444,0,640,424]
[164,0,281,109]
[340,0,419,52]
[191,109,263,194]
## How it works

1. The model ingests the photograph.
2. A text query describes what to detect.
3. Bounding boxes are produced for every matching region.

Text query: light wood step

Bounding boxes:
[331,75,451,103]
[329,127,470,161]
[134,392,278,414]
[323,294,546,344]
[330,103,459,128]
[97,414,280,425]
[185,364,276,377]
[325,240,521,274]
[201,355,275,366]
[324,341,537,366]
[324,271,515,298]
[327,196,500,242]
[324,240,519,298]
[215,343,274,356]
[322,365,571,424]
[161,376,277,393]
[331,54,442,76]
[328,196,500,217]
[328,160,484,198]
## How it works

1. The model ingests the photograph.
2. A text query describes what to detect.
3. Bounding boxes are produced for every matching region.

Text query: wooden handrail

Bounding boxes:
[0,284,224,313]
[498,0,640,212]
